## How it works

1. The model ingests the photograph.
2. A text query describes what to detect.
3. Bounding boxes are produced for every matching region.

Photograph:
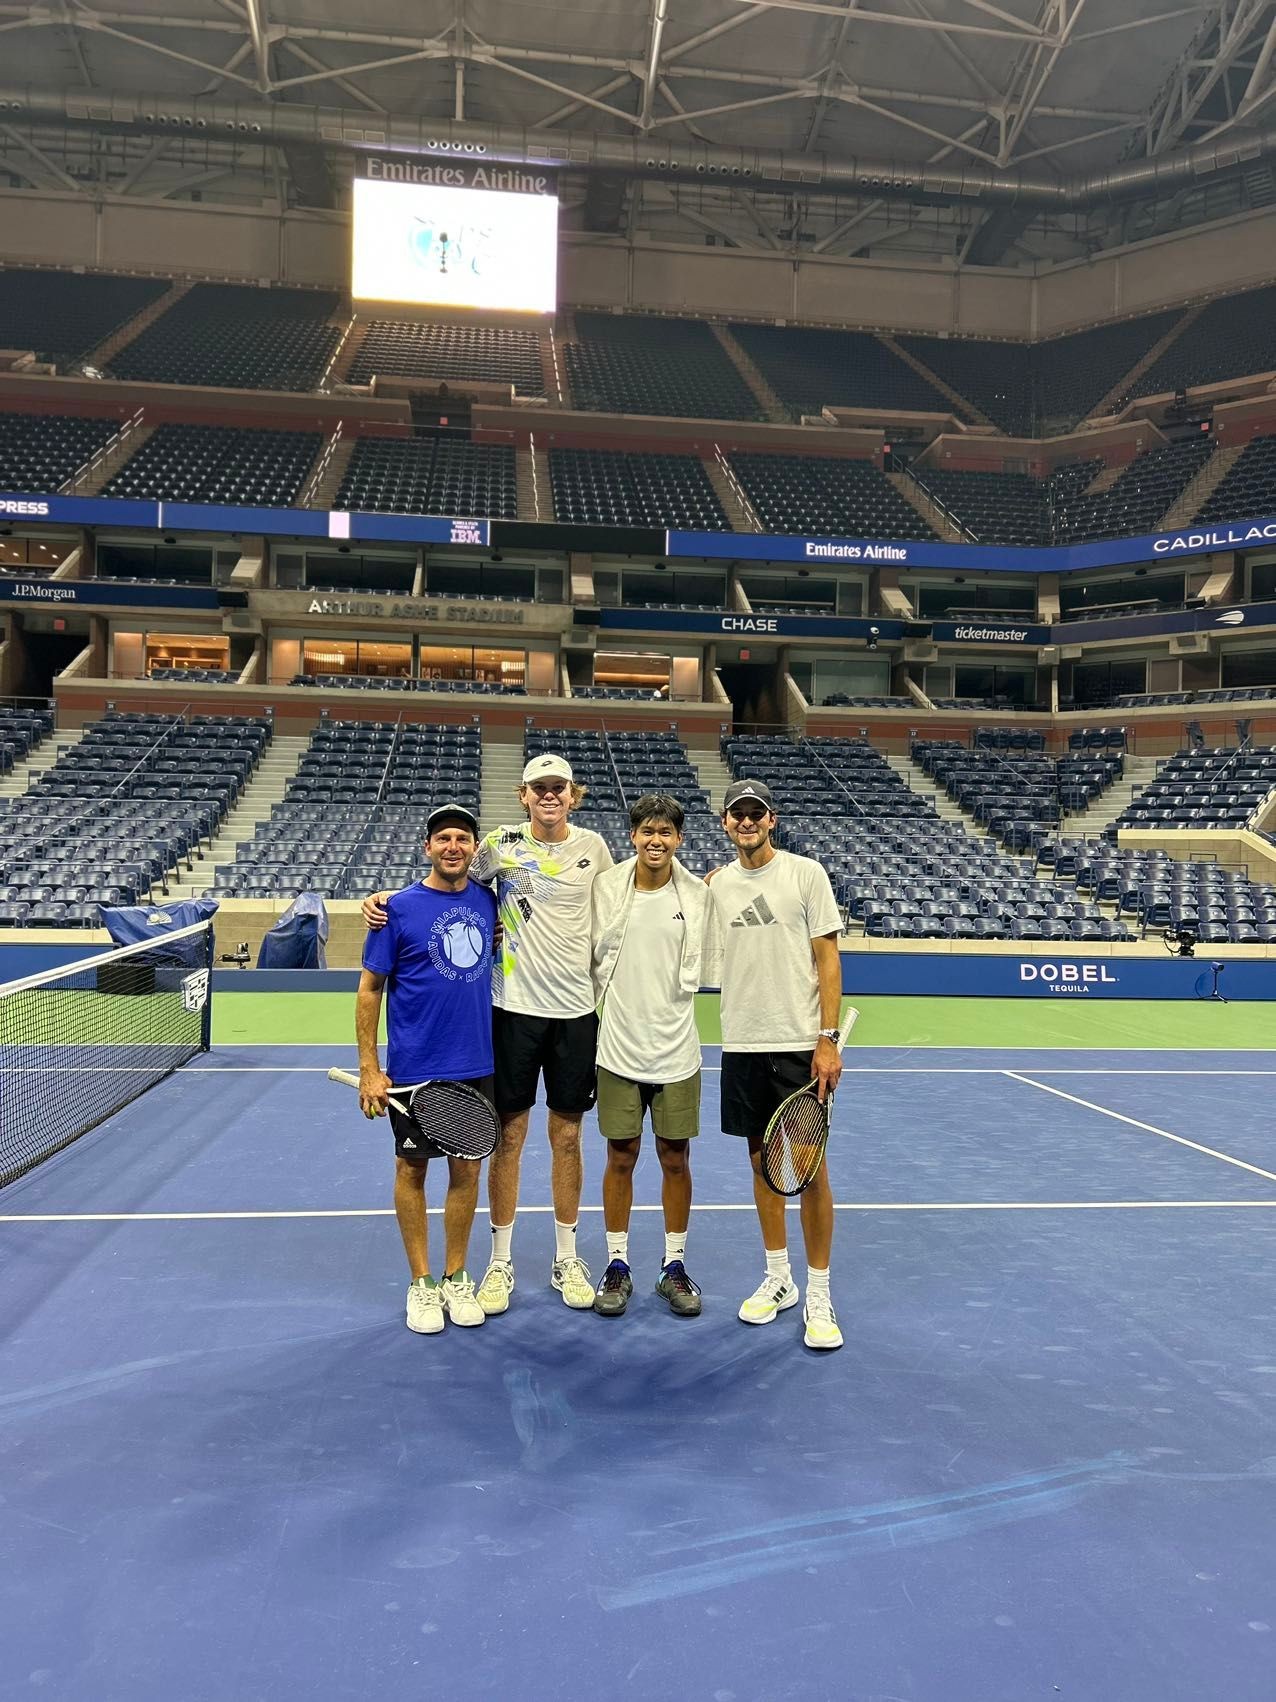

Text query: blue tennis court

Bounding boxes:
[4,1044,1276,1701]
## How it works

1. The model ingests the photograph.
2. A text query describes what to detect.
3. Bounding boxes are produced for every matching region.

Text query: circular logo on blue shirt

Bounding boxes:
[440,917,485,970]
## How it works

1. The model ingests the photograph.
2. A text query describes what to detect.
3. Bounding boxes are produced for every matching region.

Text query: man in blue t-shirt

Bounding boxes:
[357,804,498,1337]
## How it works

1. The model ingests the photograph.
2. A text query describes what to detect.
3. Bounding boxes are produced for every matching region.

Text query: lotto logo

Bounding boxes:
[180,969,210,1013]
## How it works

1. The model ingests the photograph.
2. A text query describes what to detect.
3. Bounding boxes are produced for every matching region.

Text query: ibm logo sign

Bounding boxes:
[449,520,485,546]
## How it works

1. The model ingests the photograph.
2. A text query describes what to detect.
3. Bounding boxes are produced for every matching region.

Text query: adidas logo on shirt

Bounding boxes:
[731,896,777,928]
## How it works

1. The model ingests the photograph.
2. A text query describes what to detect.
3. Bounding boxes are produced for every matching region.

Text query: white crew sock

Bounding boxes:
[765,1247,791,1283]
[490,1221,514,1264]
[606,1231,629,1265]
[664,1231,687,1265]
[806,1265,831,1301]
[554,1219,578,1261]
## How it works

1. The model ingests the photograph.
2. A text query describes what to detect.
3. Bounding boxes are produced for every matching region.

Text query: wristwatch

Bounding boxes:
[817,1027,842,1045]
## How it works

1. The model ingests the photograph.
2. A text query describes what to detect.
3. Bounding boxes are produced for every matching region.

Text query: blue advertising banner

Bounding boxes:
[843,952,1274,1000]
[0,579,221,609]
[665,514,1276,575]
[597,607,907,640]
[0,491,490,550]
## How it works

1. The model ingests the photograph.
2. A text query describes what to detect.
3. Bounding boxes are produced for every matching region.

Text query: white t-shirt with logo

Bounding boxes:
[708,850,842,1053]
[473,822,613,1019]
[596,884,701,1084]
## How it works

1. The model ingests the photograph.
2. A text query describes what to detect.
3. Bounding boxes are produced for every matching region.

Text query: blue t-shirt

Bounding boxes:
[362,881,497,1084]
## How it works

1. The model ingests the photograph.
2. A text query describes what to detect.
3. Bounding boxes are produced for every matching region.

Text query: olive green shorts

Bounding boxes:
[596,1065,702,1143]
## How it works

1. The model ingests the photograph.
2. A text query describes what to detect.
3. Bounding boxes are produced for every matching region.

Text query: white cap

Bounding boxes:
[522,752,574,785]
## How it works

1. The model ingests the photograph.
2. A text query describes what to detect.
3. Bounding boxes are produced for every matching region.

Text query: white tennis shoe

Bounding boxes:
[440,1270,485,1328]
[802,1293,844,1350]
[406,1278,445,1335]
[738,1273,801,1324]
[551,1256,596,1309]
[476,1259,515,1315]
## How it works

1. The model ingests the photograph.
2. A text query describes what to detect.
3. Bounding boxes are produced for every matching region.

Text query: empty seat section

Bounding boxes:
[1130,285,1276,400]
[728,452,934,538]
[917,460,1100,546]
[348,321,544,392]
[896,336,1033,436]
[548,447,728,529]
[1110,745,1276,835]
[110,283,341,391]
[728,324,956,419]
[1033,308,1183,428]
[220,721,482,899]
[0,411,120,492]
[0,269,168,368]
[101,423,322,506]
[0,710,271,919]
[336,435,517,518]
[565,315,760,420]
[1195,431,1276,524]
[1051,439,1215,543]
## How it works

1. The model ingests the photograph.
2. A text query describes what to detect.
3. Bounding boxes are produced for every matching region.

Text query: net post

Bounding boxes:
[200,921,215,1053]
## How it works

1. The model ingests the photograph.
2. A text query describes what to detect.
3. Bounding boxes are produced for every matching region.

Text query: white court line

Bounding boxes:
[174,1065,1276,1077]
[1004,1071,1276,1186]
[5,1201,1276,1223]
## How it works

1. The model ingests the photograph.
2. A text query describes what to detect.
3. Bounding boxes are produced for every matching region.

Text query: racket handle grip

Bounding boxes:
[838,1006,860,1047]
[327,1068,360,1089]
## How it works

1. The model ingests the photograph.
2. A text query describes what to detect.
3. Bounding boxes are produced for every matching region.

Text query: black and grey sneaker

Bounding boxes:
[593,1259,633,1317]
[655,1260,702,1317]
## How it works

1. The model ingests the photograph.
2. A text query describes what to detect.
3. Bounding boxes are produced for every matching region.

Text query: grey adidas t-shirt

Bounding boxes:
[708,850,842,1053]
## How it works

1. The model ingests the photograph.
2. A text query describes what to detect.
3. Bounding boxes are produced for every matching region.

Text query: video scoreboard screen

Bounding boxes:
[351,156,558,317]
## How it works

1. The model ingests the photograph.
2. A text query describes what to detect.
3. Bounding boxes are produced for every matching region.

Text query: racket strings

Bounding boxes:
[761,1088,832,1196]
[411,1081,500,1160]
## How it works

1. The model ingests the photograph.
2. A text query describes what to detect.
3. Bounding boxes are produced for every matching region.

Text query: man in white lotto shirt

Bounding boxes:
[589,793,716,1320]
[706,779,846,1351]
[364,752,612,1313]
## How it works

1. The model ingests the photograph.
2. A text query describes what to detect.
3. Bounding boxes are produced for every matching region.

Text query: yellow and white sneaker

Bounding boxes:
[551,1256,595,1309]
[440,1270,485,1328]
[476,1259,515,1315]
[738,1273,801,1324]
[803,1293,844,1350]
[405,1278,444,1335]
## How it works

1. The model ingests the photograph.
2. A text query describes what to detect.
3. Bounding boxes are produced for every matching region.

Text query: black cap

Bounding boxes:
[723,779,775,812]
[425,803,480,838]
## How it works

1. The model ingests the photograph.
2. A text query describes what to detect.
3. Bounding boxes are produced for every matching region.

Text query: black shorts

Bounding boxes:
[720,1050,814,1143]
[493,1008,598,1117]
[388,1076,495,1163]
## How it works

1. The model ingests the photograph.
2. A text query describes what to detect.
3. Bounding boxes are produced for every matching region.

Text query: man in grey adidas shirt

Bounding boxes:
[707,779,846,1351]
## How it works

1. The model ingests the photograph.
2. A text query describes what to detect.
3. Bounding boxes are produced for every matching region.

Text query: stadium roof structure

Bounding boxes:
[2,0,1276,266]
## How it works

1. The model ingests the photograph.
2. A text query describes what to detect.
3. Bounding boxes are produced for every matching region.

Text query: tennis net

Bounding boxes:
[0,918,214,1187]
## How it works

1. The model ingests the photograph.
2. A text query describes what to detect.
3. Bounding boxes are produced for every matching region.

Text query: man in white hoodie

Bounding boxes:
[590,793,717,1319]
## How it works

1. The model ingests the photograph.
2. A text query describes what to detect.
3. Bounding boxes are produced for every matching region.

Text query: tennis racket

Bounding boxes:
[759,1006,859,1197]
[327,1069,500,1161]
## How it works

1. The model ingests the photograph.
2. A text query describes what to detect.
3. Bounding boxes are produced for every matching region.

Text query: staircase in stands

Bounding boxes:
[1157,443,1246,530]
[167,734,311,900]
[894,748,1159,843]
[708,324,789,423]
[1086,304,1205,420]
[689,746,734,814]
[80,281,194,371]
[887,470,966,541]
[0,726,89,802]
[876,336,995,429]
[480,742,526,835]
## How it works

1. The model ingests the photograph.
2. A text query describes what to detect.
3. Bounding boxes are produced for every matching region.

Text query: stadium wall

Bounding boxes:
[2,184,1274,341]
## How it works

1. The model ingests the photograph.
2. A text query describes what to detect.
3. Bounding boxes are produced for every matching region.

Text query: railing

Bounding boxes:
[900,468,980,544]
[529,430,542,522]
[59,409,145,495]
[712,442,765,532]
[299,419,343,509]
